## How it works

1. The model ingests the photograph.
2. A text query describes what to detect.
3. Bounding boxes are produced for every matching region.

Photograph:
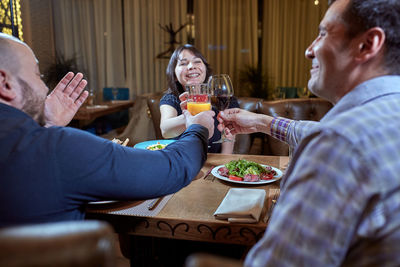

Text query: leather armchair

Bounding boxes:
[146,92,164,140]
[0,220,115,267]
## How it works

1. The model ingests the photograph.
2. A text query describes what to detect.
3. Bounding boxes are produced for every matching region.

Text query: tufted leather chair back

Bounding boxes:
[0,220,115,267]
[258,98,332,121]
[236,97,262,113]
[146,92,164,140]
[258,98,333,155]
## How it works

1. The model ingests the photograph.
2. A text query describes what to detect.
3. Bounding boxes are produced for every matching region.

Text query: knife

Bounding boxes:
[147,197,163,210]
[203,165,215,179]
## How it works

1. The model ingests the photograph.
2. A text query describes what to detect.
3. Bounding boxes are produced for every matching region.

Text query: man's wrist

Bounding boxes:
[256,114,273,134]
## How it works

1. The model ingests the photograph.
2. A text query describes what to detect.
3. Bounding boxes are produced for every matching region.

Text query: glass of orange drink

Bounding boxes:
[185,83,211,115]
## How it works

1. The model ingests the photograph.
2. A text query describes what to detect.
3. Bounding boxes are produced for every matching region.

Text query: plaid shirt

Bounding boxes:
[245,76,400,267]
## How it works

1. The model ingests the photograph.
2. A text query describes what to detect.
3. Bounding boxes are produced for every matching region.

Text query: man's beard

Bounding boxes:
[18,78,46,126]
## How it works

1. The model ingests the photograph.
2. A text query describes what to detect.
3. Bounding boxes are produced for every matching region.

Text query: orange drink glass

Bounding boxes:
[185,84,211,115]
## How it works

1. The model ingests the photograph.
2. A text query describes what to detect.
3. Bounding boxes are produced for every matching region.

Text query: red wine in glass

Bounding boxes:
[211,96,231,111]
[208,74,234,143]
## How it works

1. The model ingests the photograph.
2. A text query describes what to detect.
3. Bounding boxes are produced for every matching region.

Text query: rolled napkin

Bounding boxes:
[214,188,266,223]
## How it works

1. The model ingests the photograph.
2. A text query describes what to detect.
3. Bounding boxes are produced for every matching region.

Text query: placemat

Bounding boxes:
[87,194,173,217]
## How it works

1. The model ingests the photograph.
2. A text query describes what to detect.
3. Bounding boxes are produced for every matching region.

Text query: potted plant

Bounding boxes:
[239,65,271,99]
[44,53,82,90]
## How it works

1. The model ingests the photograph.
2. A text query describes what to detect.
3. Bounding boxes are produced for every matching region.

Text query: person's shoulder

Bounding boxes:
[160,93,178,103]
[160,92,180,110]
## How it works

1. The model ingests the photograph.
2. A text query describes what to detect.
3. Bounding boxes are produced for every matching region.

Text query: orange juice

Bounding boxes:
[187,102,211,115]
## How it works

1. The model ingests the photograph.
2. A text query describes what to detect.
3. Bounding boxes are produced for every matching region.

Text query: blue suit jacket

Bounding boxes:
[0,103,208,227]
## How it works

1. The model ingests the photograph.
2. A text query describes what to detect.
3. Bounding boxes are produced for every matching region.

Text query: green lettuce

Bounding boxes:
[225,159,266,177]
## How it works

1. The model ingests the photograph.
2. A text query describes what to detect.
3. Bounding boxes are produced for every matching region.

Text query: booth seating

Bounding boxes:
[144,93,333,156]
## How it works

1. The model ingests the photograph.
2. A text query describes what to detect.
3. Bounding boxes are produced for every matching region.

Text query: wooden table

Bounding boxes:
[70,100,134,130]
[73,100,134,121]
[86,154,287,247]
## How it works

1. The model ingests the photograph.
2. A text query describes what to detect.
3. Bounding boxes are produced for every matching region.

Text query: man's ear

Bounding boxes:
[355,27,386,63]
[0,69,16,101]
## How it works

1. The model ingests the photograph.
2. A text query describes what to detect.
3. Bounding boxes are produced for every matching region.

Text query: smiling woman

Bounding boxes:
[158,44,240,154]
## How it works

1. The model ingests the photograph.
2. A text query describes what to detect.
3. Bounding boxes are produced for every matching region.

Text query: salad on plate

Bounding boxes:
[218,159,277,182]
[146,142,168,150]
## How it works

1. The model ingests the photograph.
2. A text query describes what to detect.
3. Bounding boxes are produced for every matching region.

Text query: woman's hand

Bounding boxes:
[183,110,215,139]
[179,91,188,111]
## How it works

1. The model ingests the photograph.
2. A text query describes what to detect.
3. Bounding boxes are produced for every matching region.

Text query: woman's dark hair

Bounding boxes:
[330,0,400,74]
[165,44,212,97]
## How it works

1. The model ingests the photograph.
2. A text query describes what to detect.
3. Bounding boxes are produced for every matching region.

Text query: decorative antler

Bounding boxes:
[157,22,188,59]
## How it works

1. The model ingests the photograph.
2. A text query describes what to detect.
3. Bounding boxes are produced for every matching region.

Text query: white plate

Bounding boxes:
[133,139,176,150]
[211,164,283,185]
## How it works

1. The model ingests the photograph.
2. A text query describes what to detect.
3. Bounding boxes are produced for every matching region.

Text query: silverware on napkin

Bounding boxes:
[147,197,163,210]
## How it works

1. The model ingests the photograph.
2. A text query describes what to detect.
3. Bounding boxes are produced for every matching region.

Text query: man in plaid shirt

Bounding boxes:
[220,0,400,266]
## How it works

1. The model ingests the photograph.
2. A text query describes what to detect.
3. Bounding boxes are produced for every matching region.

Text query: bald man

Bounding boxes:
[0,33,215,227]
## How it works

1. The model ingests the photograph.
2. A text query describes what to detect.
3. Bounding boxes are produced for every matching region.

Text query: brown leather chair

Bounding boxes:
[0,220,115,267]
[146,92,164,140]
[258,98,333,155]
[236,97,262,113]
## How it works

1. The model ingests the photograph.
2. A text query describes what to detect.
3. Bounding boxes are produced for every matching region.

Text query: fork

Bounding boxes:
[266,191,280,223]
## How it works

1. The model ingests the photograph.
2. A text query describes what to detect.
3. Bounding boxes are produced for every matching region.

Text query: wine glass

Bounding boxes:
[111,87,118,101]
[273,87,286,100]
[297,87,310,98]
[208,74,234,143]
